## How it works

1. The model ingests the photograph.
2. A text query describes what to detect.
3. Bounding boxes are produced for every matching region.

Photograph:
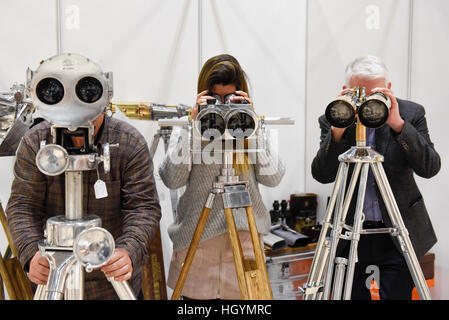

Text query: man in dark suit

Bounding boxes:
[311,55,441,300]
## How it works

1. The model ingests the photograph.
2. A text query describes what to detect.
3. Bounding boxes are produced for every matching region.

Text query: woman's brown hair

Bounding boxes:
[197,54,249,95]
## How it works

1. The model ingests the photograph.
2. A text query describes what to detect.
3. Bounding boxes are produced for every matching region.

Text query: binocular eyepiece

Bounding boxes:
[325,88,390,129]
[196,94,258,140]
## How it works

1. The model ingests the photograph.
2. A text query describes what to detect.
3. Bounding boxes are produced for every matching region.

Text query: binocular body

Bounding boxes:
[27,53,113,128]
[196,94,259,141]
[325,87,391,129]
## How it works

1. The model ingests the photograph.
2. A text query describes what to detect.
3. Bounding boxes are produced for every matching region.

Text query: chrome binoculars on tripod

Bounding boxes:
[196,95,259,141]
[157,97,294,154]
[26,53,135,300]
[33,125,135,300]
[325,87,391,129]
[301,90,431,300]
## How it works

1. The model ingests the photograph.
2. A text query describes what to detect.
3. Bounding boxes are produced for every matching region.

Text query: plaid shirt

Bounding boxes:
[6,115,161,299]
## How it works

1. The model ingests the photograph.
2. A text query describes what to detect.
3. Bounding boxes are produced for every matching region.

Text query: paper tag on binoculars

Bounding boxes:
[94,179,108,199]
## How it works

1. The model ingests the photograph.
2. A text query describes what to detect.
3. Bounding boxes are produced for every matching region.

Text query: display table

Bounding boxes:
[265,244,435,300]
[265,243,316,300]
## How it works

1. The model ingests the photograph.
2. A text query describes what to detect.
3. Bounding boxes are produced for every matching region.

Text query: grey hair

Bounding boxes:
[345,55,389,86]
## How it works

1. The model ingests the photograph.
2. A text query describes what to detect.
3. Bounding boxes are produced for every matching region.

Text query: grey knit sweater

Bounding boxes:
[159,124,285,252]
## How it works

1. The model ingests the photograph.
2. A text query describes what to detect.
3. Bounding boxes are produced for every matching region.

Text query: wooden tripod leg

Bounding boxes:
[223,207,250,299]
[0,273,4,300]
[171,193,215,300]
[0,205,18,258]
[142,228,167,300]
[0,253,17,300]
[245,206,274,300]
[0,204,34,300]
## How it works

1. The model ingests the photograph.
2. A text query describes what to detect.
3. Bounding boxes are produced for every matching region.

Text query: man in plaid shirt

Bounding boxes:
[6,112,161,299]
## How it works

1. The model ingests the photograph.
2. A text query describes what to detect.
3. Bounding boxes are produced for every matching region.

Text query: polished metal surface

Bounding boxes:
[338,146,384,163]
[342,163,370,300]
[158,118,191,127]
[27,53,113,127]
[64,263,84,300]
[66,154,97,171]
[332,257,348,300]
[73,227,115,272]
[45,215,102,247]
[109,278,136,300]
[222,184,252,209]
[195,104,259,141]
[28,53,137,300]
[326,87,390,129]
[40,250,77,300]
[65,171,85,220]
[113,101,191,121]
[303,146,432,300]
[73,227,136,300]
[0,83,36,156]
[36,144,69,176]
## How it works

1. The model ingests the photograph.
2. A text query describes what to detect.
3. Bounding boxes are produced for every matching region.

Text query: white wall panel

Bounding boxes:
[0,2,58,294]
[410,0,449,300]
[0,0,57,89]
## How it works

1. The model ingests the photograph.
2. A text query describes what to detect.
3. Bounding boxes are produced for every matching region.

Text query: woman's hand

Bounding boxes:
[232,90,254,110]
[192,90,215,120]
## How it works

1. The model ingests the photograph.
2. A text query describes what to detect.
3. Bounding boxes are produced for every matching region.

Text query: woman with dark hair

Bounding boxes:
[159,54,285,299]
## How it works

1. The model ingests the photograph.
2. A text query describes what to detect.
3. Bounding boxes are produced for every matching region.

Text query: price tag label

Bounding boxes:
[94,179,108,199]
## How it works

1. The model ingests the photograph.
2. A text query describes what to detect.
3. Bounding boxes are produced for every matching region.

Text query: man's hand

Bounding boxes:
[331,126,346,143]
[100,248,133,281]
[371,87,404,133]
[29,251,50,285]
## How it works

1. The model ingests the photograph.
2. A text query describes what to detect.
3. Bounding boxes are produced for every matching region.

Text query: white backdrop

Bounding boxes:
[0,0,447,299]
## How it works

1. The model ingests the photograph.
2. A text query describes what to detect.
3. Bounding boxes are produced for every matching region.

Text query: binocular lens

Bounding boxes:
[227,112,256,139]
[76,77,103,103]
[36,78,64,105]
[325,100,356,128]
[199,113,226,140]
[358,100,389,128]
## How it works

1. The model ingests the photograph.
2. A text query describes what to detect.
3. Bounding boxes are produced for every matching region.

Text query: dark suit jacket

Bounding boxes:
[311,98,441,259]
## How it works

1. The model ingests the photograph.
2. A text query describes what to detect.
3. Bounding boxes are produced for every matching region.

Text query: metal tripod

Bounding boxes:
[33,126,136,300]
[171,150,273,300]
[302,123,431,300]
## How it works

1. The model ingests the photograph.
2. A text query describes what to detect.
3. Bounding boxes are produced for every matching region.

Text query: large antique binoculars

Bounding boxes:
[325,87,391,129]
[196,94,258,140]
